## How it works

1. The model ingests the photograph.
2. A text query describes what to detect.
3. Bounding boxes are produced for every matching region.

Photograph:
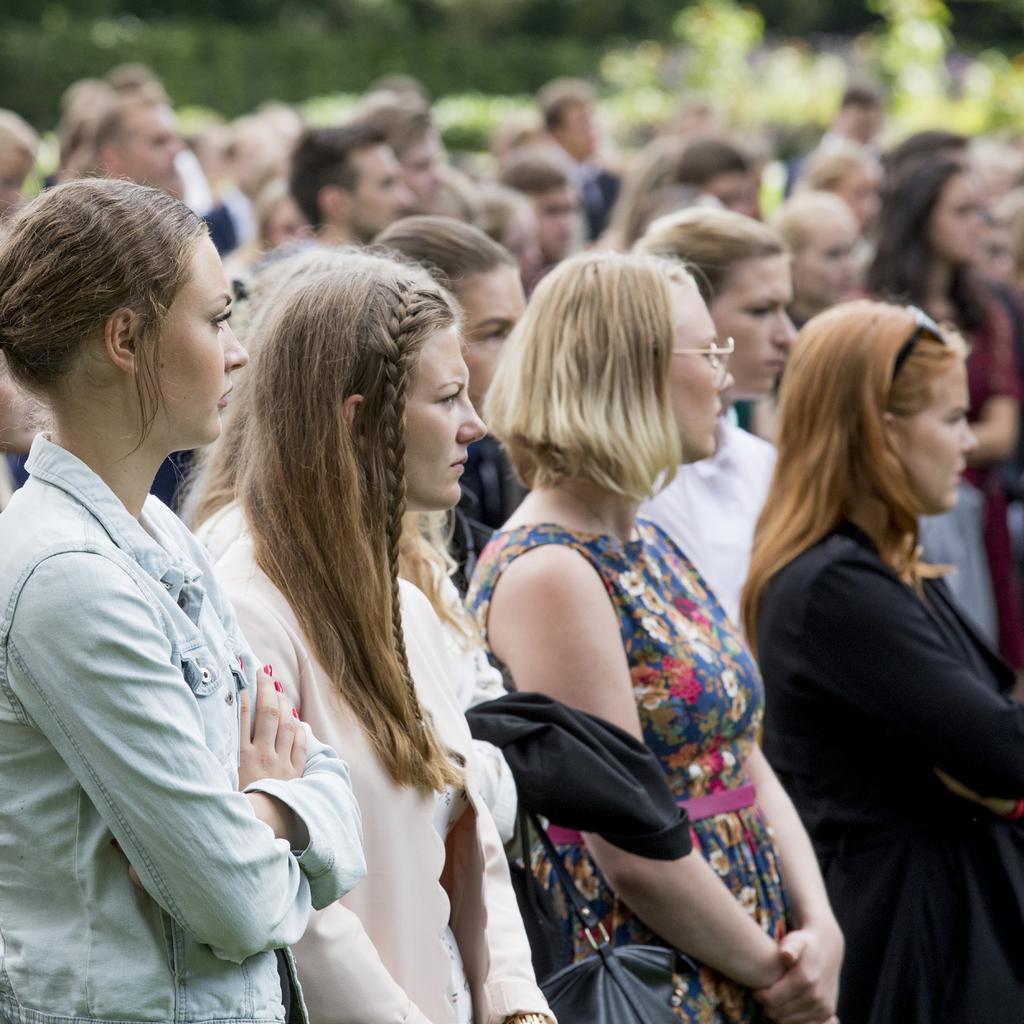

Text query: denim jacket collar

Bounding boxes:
[25,435,201,601]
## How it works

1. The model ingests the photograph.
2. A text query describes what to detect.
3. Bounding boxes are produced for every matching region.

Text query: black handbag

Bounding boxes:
[523,814,696,1024]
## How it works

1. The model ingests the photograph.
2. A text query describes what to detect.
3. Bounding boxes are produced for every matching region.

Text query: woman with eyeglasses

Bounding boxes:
[467,251,842,1024]
[635,207,796,624]
[743,300,1024,1024]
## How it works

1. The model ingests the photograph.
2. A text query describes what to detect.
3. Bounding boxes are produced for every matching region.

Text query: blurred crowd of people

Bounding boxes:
[1,60,1024,1024]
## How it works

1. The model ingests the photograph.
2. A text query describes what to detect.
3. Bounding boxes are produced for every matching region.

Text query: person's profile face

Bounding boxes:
[703,170,761,220]
[553,101,598,163]
[927,171,985,269]
[667,279,728,464]
[263,195,311,251]
[148,235,248,453]
[119,105,184,199]
[791,214,860,316]
[834,163,881,233]
[887,357,975,516]
[403,325,486,512]
[400,132,445,206]
[709,254,795,400]
[350,144,415,242]
[458,264,527,412]
[531,185,578,264]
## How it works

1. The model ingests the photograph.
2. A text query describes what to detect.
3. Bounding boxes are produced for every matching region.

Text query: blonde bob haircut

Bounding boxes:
[486,250,692,500]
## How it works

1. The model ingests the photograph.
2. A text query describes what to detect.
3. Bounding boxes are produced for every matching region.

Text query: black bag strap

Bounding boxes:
[528,813,611,950]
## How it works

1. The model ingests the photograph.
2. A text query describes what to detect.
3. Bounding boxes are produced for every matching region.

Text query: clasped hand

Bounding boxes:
[753,918,844,1024]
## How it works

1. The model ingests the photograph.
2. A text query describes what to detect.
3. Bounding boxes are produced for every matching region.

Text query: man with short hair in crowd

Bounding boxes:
[536,77,619,240]
[290,122,414,247]
[96,94,184,200]
[96,92,238,253]
[500,146,580,276]
[355,92,446,211]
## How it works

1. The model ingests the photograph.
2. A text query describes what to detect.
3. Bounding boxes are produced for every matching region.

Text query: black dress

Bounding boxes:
[757,522,1024,1024]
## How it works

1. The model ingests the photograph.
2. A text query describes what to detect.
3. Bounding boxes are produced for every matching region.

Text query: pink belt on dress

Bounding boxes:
[545,783,757,846]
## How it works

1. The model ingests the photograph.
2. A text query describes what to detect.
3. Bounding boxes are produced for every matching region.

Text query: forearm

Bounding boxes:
[586,833,784,989]
[246,792,307,847]
[748,749,835,929]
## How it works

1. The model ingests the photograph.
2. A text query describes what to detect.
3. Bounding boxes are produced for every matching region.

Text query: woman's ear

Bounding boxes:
[341,393,364,427]
[103,308,143,375]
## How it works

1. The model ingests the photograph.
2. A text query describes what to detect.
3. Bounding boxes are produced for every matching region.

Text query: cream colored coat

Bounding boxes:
[212,516,549,1024]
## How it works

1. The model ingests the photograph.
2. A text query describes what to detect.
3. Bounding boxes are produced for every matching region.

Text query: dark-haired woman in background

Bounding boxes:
[867,158,1024,669]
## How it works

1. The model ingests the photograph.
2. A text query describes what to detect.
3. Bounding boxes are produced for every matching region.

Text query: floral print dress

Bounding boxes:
[467,520,789,1024]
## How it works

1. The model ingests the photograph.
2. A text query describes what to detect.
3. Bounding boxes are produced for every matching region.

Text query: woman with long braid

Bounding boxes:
[205,257,553,1024]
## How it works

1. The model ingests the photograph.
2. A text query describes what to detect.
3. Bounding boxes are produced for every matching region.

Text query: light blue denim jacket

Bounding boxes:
[0,437,366,1024]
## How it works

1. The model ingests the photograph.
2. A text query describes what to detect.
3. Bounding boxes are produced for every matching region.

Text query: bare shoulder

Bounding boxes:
[489,538,612,621]
[486,536,637,729]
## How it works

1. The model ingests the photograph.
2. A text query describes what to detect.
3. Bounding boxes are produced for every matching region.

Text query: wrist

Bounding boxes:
[747,940,787,990]
[245,792,300,844]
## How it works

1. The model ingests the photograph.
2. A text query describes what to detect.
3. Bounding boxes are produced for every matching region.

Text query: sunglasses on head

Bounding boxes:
[891,306,944,382]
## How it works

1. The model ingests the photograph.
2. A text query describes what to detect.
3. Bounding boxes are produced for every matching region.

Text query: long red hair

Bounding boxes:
[741,299,965,657]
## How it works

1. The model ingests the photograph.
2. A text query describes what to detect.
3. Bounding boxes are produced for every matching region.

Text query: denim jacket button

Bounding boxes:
[200,668,212,683]
[225,690,235,705]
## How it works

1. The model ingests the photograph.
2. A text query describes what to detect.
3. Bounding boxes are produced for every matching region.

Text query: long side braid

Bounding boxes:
[380,280,427,728]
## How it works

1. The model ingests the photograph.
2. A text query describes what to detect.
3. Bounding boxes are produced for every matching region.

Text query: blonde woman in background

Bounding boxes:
[771,192,861,329]
[797,141,882,239]
[637,207,795,622]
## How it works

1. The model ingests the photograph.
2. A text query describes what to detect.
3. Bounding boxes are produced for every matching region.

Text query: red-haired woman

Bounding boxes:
[743,300,1024,1024]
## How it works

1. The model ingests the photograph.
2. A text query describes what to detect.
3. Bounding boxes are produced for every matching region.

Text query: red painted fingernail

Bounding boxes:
[274,680,283,692]
[262,664,273,676]
[292,708,300,719]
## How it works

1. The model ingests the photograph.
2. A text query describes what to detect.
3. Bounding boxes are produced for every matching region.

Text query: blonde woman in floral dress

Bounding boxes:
[466,251,842,1024]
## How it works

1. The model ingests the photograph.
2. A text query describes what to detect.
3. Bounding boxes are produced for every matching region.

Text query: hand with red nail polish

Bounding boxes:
[237,665,307,791]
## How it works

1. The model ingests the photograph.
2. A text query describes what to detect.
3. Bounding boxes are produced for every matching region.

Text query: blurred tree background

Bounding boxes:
[5,0,1024,147]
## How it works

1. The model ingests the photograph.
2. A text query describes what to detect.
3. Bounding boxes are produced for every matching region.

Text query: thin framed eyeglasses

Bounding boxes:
[892,306,944,382]
[673,335,735,388]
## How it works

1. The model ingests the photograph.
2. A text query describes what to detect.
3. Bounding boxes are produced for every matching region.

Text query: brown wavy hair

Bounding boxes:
[185,246,369,529]
[741,299,966,656]
[236,262,462,791]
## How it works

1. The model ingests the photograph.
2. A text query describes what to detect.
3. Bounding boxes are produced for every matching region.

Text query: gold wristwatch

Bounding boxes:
[504,1015,550,1024]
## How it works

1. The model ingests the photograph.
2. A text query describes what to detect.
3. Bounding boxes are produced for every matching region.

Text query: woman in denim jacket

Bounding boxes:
[0,179,366,1024]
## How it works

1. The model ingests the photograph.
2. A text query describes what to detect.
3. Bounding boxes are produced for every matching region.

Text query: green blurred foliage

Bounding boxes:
[0,18,609,129]
[7,0,1024,153]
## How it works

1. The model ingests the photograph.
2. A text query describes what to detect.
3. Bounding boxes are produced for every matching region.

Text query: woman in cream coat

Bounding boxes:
[205,255,551,1024]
